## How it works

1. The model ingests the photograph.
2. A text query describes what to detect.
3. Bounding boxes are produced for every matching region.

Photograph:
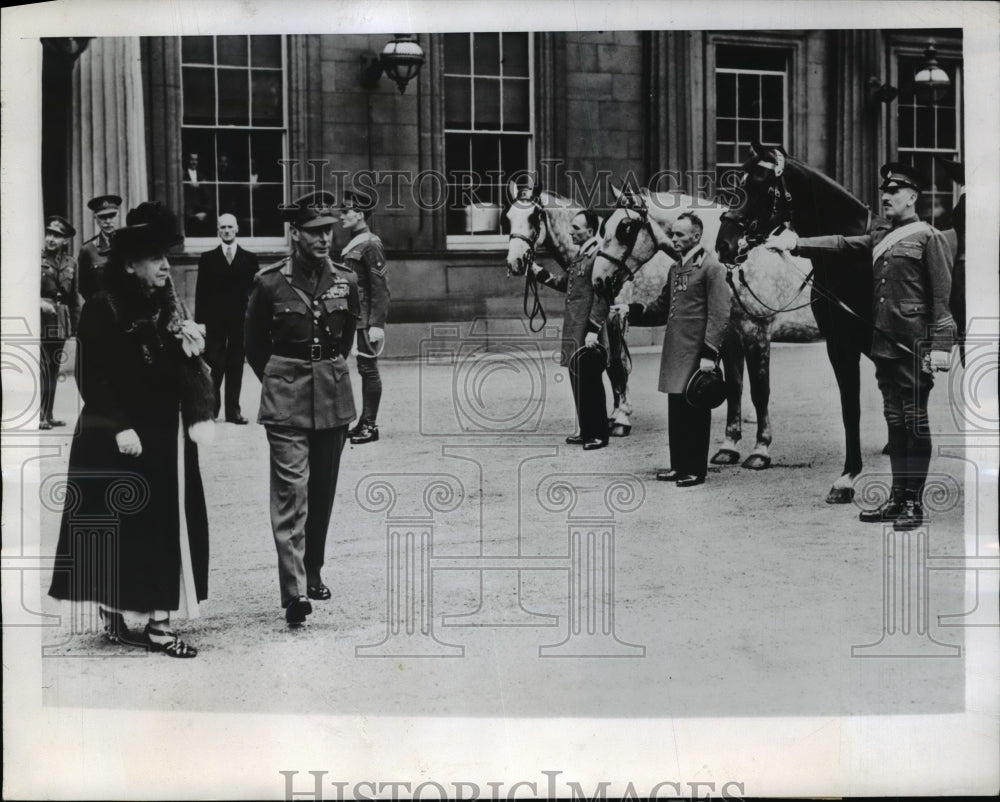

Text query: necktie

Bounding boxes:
[225,246,234,264]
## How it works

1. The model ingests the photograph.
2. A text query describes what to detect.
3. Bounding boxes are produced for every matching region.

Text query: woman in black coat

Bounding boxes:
[48,202,215,658]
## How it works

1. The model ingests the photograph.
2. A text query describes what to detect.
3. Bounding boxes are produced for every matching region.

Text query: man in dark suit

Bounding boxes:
[623,212,731,486]
[194,213,259,423]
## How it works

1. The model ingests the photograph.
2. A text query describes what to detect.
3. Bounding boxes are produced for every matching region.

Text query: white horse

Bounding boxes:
[591,185,817,468]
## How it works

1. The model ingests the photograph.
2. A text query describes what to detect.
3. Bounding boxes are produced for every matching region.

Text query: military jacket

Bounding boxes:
[40,251,82,340]
[78,234,112,300]
[245,252,359,429]
[340,230,389,329]
[795,218,955,359]
[630,245,731,394]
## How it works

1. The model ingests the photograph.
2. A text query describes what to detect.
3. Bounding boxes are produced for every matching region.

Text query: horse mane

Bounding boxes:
[783,156,872,237]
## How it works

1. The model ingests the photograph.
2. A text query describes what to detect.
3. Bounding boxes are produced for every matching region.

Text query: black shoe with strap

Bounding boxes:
[144,623,198,657]
[307,583,331,601]
[859,493,905,523]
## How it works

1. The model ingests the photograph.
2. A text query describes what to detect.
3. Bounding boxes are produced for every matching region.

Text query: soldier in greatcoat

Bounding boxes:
[767,162,955,530]
[623,213,732,486]
[245,191,359,625]
[77,194,121,301]
[532,209,612,450]
[40,215,82,429]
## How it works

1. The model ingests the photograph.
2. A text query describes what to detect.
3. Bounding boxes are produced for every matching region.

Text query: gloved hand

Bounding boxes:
[584,331,599,349]
[174,319,206,357]
[367,326,384,345]
[928,349,952,372]
[699,358,716,372]
[764,228,799,252]
[115,429,142,457]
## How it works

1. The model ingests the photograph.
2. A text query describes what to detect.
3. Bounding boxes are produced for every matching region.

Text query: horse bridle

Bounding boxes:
[506,196,547,276]
[720,152,794,263]
[506,196,549,331]
[595,197,650,287]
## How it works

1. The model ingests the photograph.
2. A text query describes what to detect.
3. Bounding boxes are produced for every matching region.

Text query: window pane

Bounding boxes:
[181,130,215,179]
[938,107,956,149]
[502,79,529,131]
[250,35,282,68]
[217,36,248,66]
[915,106,935,148]
[217,131,249,181]
[737,142,753,163]
[251,70,283,126]
[444,33,471,74]
[500,136,529,180]
[737,119,758,145]
[218,182,243,218]
[251,131,284,182]
[470,134,500,178]
[182,36,213,64]
[218,70,249,125]
[183,181,217,236]
[760,119,783,145]
[474,33,501,76]
[445,76,472,128]
[251,185,285,236]
[182,67,216,124]
[716,118,736,142]
[737,73,760,116]
[474,78,501,130]
[445,133,471,177]
[502,34,529,77]
[717,72,736,116]
[761,75,783,117]
[897,106,914,148]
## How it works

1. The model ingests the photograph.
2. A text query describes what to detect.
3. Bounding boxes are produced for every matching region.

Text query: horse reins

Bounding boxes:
[507,206,549,333]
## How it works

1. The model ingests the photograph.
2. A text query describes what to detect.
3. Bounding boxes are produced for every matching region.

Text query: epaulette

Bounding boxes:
[258,257,289,275]
[330,258,355,274]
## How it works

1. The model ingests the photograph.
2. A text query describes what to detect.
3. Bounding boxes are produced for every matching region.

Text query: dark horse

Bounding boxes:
[716,144,877,503]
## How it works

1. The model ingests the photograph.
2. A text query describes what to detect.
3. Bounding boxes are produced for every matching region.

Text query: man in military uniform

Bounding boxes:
[77,194,121,301]
[767,162,955,530]
[621,213,731,486]
[532,209,612,450]
[339,191,389,444]
[40,215,82,429]
[245,191,359,625]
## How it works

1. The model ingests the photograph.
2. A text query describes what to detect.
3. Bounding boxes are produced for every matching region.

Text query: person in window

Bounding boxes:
[531,209,612,450]
[78,194,121,301]
[40,215,82,429]
[620,213,731,486]
[48,202,215,657]
[339,191,389,445]
[183,151,213,236]
[766,162,956,530]
[195,213,260,424]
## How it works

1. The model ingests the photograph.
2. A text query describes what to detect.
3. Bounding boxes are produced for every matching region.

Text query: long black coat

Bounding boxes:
[194,243,260,332]
[48,273,209,612]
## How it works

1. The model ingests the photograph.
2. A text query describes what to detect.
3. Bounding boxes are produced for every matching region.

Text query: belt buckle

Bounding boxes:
[309,343,322,361]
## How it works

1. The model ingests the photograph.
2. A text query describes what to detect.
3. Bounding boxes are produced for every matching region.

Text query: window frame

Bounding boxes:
[179,34,289,250]
[443,32,535,251]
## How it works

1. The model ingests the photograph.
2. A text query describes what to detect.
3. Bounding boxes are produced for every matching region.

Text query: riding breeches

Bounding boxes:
[874,356,934,497]
[355,329,382,425]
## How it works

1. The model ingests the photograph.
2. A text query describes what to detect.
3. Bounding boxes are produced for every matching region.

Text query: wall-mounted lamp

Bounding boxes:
[360,34,425,94]
[867,76,899,105]
[914,39,950,104]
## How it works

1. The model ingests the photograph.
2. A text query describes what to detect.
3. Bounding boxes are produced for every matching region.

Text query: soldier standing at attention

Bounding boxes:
[77,194,121,301]
[767,162,955,530]
[339,191,389,445]
[40,215,82,429]
[244,192,359,626]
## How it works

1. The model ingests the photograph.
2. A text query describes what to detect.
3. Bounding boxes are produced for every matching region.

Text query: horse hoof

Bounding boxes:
[609,425,631,438]
[825,487,855,504]
[710,449,740,466]
[742,454,771,470]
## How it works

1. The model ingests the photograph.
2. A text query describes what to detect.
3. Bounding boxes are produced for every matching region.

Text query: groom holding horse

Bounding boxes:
[767,162,956,531]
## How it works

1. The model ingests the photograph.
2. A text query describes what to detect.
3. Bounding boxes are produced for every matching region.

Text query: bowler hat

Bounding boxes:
[105,202,183,258]
[685,366,726,410]
[281,191,338,229]
[879,162,927,193]
[87,194,123,214]
[45,215,76,238]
